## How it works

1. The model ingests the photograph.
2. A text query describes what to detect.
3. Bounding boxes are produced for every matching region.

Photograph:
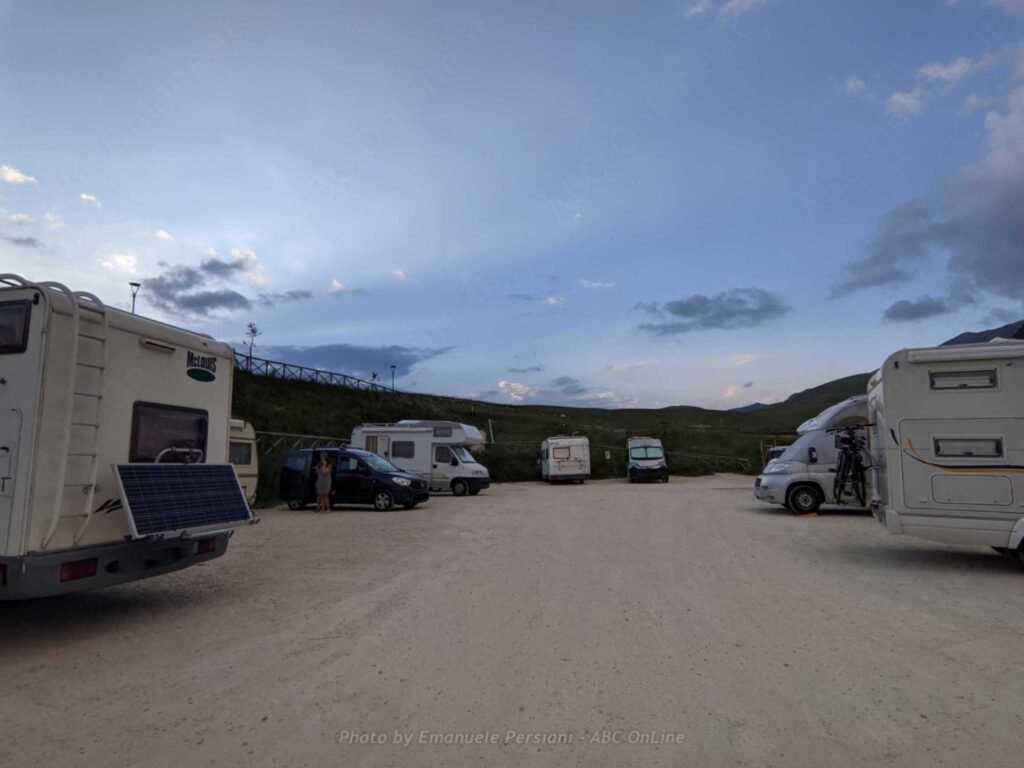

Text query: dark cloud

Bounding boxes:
[980,307,1022,326]
[508,365,544,374]
[259,343,453,379]
[883,295,957,322]
[548,376,587,395]
[3,235,42,247]
[257,290,314,308]
[144,262,313,317]
[639,288,789,335]
[742,381,754,388]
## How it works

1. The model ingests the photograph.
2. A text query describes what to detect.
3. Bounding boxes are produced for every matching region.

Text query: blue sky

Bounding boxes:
[2,0,1023,408]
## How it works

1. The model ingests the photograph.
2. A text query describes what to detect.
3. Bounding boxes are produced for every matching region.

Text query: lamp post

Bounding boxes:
[390,364,396,392]
[129,282,141,314]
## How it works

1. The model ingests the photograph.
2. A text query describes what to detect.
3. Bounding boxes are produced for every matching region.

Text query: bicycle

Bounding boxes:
[828,424,870,507]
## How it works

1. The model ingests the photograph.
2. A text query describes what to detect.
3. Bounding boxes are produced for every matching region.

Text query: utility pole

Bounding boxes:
[390,364,396,392]
[129,282,141,314]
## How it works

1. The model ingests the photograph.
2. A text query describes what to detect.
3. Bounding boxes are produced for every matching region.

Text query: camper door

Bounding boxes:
[431,444,457,490]
[365,434,391,461]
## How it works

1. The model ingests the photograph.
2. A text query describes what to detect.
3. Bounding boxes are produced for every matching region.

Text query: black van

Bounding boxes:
[279,448,430,511]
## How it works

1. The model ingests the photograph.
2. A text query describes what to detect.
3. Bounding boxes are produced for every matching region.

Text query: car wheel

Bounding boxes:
[287,500,305,511]
[468,488,480,496]
[451,479,469,497]
[788,485,822,514]
[373,490,394,511]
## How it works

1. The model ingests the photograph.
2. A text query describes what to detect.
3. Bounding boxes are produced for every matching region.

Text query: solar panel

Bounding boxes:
[115,463,253,538]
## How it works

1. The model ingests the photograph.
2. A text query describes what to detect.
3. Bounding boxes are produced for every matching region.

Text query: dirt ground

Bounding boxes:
[2,475,1023,767]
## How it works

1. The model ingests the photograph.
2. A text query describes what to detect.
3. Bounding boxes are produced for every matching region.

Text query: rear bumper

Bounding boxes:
[630,466,669,481]
[545,473,589,482]
[0,533,231,600]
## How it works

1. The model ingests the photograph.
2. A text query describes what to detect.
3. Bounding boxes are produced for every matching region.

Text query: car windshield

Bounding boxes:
[778,432,817,461]
[357,451,401,473]
[630,446,663,460]
[453,446,477,464]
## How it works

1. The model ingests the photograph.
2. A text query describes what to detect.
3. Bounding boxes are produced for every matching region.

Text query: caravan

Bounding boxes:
[540,436,590,483]
[868,340,1024,560]
[350,420,490,496]
[0,274,252,599]
[754,395,869,513]
[229,418,259,507]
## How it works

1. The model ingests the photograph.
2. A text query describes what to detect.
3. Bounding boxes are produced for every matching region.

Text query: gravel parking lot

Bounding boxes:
[2,475,1023,768]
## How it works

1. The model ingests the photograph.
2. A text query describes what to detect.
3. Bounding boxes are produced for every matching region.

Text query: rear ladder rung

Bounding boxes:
[70,422,100,428]
[75,362,106,370]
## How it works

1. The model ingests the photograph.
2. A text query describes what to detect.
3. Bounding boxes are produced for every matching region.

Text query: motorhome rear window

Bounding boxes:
[0,300,31,354]
[433,426,453,437]
[929,370,997,390]
[552,446,571,460]
[130,402,209,463]
[392,441,415,459]
[229,441,253,466]
[934,438,1003,458]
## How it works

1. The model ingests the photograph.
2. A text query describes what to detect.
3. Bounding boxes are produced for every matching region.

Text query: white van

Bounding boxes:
[0,274,252,599]
[868,340,1024,561]
[540,436,590,483]
[754,395,868,513]
[627,436,669,482]
[350,420,490,496]
[229,418,259,507]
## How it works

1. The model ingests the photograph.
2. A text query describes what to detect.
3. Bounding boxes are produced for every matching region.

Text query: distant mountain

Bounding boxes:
[729,402,769,414]
[942,319,1024,346]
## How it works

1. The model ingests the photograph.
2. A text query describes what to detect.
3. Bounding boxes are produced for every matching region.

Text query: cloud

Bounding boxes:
[0,165,36,184]
[493,376,632,408]
[549,375,588,395]
[391,268,407,280]
[44,212,64,230]
[727,353,758,366]
[639,288,789,335]
[330,278,368,296]
[507,293,567,306]
[8,213,32,225]
[723,385,741,399]
[684,0,713,17]
[579,279,616,288]
[837,88,1024,315]
[101,253,139,273]
[887,87,929,118]
[79,193,101,207]
[883,295,958,322]
[718,0,776,21]
[961,93,993,114]
[916,55,990,85]
[154,229,174,241]
[507,365,544,374]
[602,360,654,374]
[2,235,42,247]
[742,381,754,388]
[980,307,1022,325]
[497,380,540,401]
[200,248,268,287]
[256,290,315,308]
[543,296,567,306]
[256,343,450,380]
[986,0,1024,15]
[843,75,867,97]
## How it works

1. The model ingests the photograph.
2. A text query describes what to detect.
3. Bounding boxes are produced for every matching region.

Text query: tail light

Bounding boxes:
[60,558,98,582]
[196,538,217,555]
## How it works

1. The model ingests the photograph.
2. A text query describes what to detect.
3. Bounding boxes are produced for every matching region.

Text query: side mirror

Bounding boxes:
[808,447,818,464]
[450,457,459,467]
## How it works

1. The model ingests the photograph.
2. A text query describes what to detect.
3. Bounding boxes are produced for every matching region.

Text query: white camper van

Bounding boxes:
[229,418,259,507]
[540,436,590,483]
[754,395,868,513]
[868,340,1024,560]
[350,420,490,495]
[627,436,669,482]
[0,274,252,599]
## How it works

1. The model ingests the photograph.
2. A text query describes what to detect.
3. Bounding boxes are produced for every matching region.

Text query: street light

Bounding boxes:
[390,364,396,392]
[129,282,141,314]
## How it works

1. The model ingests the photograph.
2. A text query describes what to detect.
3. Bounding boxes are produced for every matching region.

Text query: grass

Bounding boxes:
[232,369,872,501]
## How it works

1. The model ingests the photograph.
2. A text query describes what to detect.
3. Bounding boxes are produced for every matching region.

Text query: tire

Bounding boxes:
[468,488,480,496]
[373,490,394,511]
[451,479,469,497]
[287,500,305,511]
[788,484,823,514]
[662,476,670,483]
[992,547,1014,557]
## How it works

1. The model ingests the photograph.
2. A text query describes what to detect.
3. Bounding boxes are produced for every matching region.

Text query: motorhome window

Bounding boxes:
[453,446,477,463]
[553,446,571,460]
[433,426,453,437]
[934,438,1003,458]
[130,402,208,463]
[229,441,253,466]
[630,446,664,460]
[929,370,997,390]
[435,446,454,463]
[392,441,415,459]
[0,300,31,354]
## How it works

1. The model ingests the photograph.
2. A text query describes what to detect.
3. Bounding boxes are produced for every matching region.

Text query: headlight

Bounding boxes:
[392,477,411,486]
[473,469,486,476]
[762,461,790,475]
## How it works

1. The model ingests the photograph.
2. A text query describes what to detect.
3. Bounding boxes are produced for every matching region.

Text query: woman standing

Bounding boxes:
[315,452,334,513]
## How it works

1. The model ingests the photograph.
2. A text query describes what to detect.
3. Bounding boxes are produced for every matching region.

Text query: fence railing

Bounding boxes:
[234,350,390,392]
[255,431,350,456]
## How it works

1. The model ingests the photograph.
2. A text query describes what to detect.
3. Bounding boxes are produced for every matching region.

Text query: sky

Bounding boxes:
[2,0,1023,409]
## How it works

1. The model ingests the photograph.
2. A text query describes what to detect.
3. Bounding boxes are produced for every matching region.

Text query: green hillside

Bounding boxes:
[233,369,872,501]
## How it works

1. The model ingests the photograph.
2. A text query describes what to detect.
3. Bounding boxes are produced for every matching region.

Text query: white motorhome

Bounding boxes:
[229,418,259,507]
[350,420,490,495]
[627,436,669,482]
[0,274,252,599]
[868,340,1024,561]
[754,395,868,513]
[540,436,590,483]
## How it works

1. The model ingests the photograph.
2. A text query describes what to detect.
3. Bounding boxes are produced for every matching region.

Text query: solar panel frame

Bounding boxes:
[114,463,254,539]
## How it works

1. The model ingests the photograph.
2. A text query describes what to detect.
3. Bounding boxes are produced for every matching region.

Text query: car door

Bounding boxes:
[333,454,362,503]
[431,445,457,491]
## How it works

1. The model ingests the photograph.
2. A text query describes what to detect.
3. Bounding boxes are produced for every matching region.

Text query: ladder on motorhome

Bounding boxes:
[37,283,110,549]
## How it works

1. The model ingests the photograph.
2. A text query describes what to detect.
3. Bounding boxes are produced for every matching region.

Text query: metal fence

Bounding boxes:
[255,431,350,456]
[234,350,390,392]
